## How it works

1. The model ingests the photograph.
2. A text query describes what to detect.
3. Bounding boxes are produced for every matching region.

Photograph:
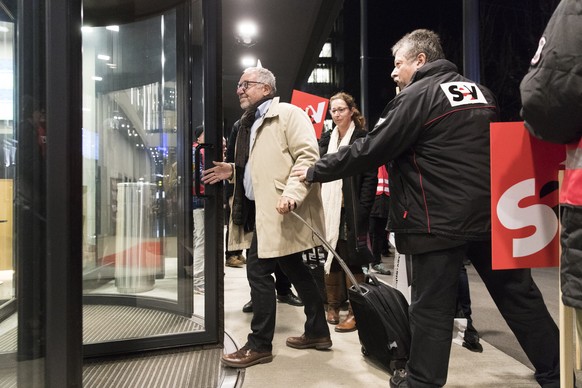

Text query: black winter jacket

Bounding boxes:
[309,60,498,253]
[520,0,582,144]
[520,0,582,309]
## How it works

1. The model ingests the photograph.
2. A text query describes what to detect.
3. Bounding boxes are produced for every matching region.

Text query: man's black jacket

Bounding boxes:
[309,60,499,253]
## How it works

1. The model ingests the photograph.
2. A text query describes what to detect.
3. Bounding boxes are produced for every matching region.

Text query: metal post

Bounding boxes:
[360,0,368,119]
[45,0,84,386]
[462,0,480,82]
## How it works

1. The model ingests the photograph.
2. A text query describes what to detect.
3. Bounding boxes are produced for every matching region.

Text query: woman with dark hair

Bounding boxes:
[320,92,376,332]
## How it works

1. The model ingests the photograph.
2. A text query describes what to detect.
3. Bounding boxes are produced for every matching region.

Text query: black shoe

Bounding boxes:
[462,323,483,353]
[462,338,483,353]
[277,292,303,306]
[389,369,408,388]
[242,300,253,313]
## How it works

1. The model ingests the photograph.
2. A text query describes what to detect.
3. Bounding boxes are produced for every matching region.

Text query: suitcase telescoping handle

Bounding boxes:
[290,211,363,294]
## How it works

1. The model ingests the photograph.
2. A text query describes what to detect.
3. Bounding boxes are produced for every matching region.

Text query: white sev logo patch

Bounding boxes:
[440,82,487,107]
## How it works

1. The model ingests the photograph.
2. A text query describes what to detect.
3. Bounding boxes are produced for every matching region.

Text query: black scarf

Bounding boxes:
[231,108,255,227]
[231,98,270,228]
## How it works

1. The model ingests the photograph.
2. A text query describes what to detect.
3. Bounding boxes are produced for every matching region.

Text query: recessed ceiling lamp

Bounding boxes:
[235,20,258,47]
[241,56,256,67]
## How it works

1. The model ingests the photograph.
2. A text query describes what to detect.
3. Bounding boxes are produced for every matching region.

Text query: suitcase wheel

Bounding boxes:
[361,345,369,356]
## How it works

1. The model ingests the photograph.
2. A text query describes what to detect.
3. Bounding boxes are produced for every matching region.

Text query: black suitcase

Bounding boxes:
[291,211,410,373]
[348,273,410,372]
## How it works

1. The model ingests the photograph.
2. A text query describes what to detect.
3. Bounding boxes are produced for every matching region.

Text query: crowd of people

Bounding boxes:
[194,1,579,384]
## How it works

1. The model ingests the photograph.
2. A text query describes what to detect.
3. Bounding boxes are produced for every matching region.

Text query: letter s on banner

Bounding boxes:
[490,122,564,269]
[496,178,558,257]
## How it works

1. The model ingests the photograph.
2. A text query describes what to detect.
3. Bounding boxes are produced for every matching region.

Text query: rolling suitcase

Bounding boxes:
[347,273,410,372]
[291,211,410,373]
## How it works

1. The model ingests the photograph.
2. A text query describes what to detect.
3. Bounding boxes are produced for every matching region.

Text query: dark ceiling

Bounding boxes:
[221,0,343,127]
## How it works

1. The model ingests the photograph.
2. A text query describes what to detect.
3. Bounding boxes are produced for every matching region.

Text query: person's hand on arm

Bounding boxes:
[202,161,234,185]
[290,166,311,183]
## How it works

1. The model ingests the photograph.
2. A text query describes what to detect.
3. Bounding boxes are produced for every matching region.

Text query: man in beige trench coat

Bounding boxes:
[203,66,331,368]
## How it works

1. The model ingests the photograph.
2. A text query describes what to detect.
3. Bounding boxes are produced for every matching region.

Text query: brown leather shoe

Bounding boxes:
[326,306,339,324]
[225,256,244,268]
[286,334,332,350]
[221,346,273,368]
[335,312,356,332]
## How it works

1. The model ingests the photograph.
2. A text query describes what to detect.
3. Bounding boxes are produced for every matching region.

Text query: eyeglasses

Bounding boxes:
[329,107,349,115]
[236,80,265,92]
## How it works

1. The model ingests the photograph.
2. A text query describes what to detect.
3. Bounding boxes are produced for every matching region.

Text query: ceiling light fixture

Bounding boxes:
[241,56,256,67]
[235,20,258,47]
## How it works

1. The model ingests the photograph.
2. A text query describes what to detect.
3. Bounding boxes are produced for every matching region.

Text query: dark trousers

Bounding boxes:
[456,263,472,325]
[407,240,559,388]
[369,216,389,264]
[274,263,292,296]
[245,231,330,352]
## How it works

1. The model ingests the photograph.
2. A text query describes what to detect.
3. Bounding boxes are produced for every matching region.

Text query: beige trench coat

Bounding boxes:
[228,97,326,258]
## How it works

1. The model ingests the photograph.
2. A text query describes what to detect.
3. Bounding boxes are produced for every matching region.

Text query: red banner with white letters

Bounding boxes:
[490,122,565,269]
[291,90,329,139]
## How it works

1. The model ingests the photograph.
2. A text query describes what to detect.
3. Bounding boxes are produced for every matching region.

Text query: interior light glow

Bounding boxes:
[237,20,258,38]
[97,54,111,61]
[241,56,256,67]
[106,25,119,32]
[235,20,258,47]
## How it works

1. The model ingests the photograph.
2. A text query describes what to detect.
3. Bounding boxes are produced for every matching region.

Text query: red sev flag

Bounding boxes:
[490,122,565,269]
[291,90,329,139]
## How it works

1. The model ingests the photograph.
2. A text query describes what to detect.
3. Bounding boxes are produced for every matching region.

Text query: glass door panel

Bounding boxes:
[81,2,207,352]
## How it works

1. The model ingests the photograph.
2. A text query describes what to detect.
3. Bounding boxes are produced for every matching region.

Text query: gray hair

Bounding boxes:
[243,67,277,96]
[391,29,445,63]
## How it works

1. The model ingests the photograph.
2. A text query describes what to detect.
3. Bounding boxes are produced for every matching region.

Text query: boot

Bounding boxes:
[325,271,343,324]
[335,273,365,333]
[335,305,356,332]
